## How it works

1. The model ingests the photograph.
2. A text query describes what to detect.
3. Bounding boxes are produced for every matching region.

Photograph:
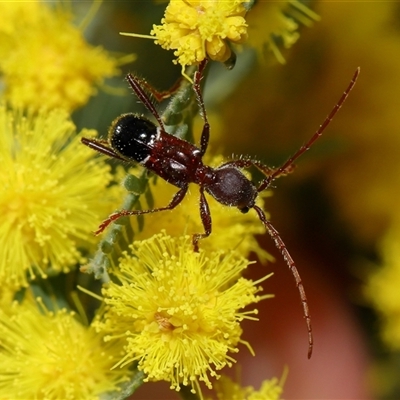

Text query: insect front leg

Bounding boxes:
[95,185,188,235]
[193,60,210,156]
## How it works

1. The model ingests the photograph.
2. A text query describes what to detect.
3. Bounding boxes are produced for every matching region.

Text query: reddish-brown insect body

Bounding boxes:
[82,61,360,359]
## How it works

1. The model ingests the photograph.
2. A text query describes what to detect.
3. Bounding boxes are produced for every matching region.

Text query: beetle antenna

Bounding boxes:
[126,74,166,130]
[253,204,313,359]
[258,67,360,192]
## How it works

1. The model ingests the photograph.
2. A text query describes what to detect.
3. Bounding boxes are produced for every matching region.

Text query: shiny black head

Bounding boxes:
[109,113,158,163]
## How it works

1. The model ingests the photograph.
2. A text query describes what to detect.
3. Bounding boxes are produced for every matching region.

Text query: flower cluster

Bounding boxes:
[0,296,130,399]
[123,0,318,78]
[94,232,271,394]
[0,1,118,111]
[151,0,248,70]
[0,106,116,288]
[0,0,324,397]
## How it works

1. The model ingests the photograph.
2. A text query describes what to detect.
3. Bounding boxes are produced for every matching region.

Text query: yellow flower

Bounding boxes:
[246,0,319,63]
[94,232,271,395]
[0,1,41,37]
[0,1,119,111]
[365,224,400,350]
[210,372,286,400]
[0,297,129,399]
[0,105,115,288]
[124,0,248,77]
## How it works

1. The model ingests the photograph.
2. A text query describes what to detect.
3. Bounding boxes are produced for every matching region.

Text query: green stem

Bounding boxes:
[102,369,145,400]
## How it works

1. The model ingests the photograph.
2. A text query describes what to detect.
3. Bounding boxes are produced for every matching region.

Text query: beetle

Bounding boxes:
[82,60,360,358]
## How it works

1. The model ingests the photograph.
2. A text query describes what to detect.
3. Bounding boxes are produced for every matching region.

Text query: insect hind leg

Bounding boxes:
[95,186,188,235]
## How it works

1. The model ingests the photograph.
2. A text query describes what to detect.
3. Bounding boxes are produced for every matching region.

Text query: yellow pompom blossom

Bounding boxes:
[125,0,318,76]
[209,373,285,400]
[246,0,319,64]
[0,1,41,37]
[0,105,116,288]
[94,232,272,395]
[0,297,130,399]
[151,0,248,70]
[0,1,118,112]
[365,224,400,350]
